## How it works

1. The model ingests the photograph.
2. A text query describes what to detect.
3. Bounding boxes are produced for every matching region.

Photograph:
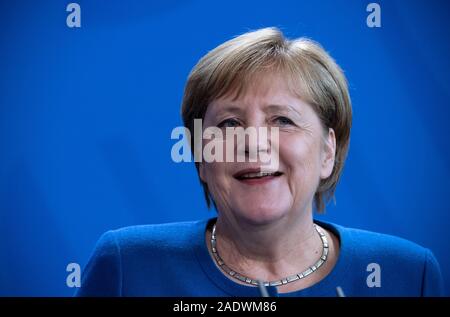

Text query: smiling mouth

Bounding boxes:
[235,171,283,180]
[233,169,283,183]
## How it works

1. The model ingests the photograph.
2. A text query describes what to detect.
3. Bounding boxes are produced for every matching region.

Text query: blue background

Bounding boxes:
[1,0,449,296]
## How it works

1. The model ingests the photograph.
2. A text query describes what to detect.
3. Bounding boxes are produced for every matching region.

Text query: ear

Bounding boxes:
[320,128,336,179]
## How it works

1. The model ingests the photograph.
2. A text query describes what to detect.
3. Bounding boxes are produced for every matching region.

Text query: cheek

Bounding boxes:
[202,161,237,211]
[279,133,323,186]
[202,137,227,176]
[202,161,232,193]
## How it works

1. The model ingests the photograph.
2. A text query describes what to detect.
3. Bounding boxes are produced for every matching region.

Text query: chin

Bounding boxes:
[233,200,290,226]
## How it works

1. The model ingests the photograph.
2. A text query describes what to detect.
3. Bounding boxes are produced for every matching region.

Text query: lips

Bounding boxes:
[233,168,283,182]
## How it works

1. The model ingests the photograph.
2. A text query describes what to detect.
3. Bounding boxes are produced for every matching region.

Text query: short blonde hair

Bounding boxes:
[181,27,352,212]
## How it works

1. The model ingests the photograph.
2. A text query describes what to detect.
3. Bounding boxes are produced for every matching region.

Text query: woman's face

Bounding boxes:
[200,73,336,226]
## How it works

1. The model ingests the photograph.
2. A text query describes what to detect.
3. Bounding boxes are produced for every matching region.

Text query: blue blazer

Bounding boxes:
[75,217,443,296]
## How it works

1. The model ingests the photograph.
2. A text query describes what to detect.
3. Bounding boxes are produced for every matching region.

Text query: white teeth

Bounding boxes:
[240,172,276,179]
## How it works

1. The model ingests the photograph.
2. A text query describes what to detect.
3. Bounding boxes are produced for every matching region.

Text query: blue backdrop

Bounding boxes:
[1,0,449,296]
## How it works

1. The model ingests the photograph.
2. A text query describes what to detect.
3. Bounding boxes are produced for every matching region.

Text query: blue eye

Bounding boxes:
[218,118,240,128]
[274,116,294,126]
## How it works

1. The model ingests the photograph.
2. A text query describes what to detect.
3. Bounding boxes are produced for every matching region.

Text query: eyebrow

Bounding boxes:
[211,105,245,117]
[212,103,302,118]
[264,104,302,117]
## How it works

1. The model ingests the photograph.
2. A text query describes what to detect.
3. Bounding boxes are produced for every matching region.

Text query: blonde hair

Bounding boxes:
[181,27,352,212]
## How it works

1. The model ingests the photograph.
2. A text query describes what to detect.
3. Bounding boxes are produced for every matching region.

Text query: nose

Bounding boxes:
[234,124,272,163]
[243,128,271,156]
[223,115,279,169]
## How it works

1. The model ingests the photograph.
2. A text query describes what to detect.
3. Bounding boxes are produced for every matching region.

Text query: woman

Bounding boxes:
[76,27,443,297]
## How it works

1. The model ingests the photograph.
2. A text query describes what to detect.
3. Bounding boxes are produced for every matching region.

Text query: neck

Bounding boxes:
[213,209,321,279]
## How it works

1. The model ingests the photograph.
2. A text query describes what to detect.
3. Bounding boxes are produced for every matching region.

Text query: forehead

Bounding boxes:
[207,71,311,115]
